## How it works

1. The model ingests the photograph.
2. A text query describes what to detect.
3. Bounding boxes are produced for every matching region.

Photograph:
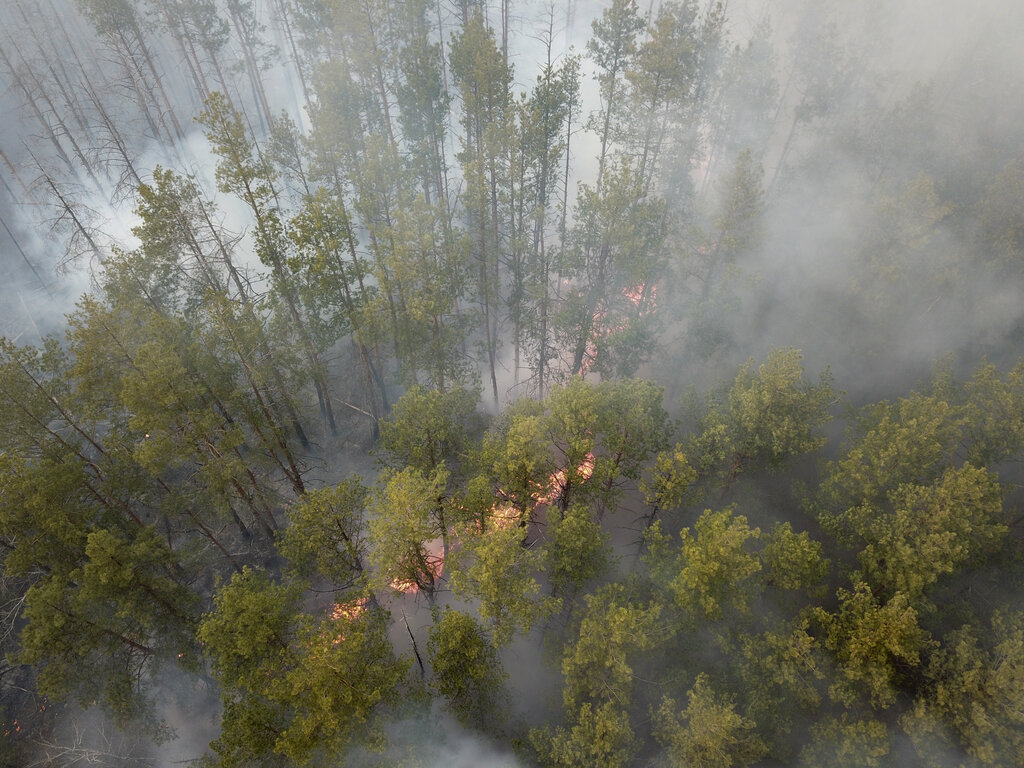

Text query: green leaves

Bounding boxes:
[726,348,836,470]
[547,503,610,595]
[449,523,552,646]
[670,509,762,622]
[18,525,198,727]
[198,568,409,765]
[540,700,636,768]
[427,609,506,730]
[854,464,1006,601]
[561,584,661,710]
[911,611,1024,765]
[652,674,767,768]
[817,582,932,708]
[277,479,370,588]
[198,568,298,692]
[378,385,482,476]
[368,466,449,598]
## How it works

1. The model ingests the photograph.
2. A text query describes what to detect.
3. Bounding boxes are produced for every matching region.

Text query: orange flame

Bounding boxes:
[489,502,522,530]
[330,598,367,623]
[531,452,597,506]
[389,537,445,595]
[577,283,656,376]
[326,597,368,644]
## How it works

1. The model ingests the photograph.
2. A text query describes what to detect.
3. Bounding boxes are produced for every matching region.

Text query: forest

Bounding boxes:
[2,0,1024,765]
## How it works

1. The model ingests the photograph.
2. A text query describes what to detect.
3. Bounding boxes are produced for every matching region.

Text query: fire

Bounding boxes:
[481,452,596,534]
[577,282,656,376]
[330,598,367,623]
[623,282,656,310]
[489,502,522,530]
[531,452,597,506]
[326,596,368,644]
[389,537,445,595]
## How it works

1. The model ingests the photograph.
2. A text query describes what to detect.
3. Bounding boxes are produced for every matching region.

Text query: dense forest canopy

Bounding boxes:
[2,0,1024,765]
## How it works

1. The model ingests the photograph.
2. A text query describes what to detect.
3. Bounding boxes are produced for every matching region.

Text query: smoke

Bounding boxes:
[643,0,1024,403]
[345,711,526,768]
[4,0,1024,764]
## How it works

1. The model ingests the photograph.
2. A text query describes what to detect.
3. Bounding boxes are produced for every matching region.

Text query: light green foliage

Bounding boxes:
[198,92,277,202]
[0,337,76,456]
[18,525,198,727]
[683,348,835,485]
[378,385,482,475]
[587,0,645,174]
[545,378,601,487]
[481,397,554,515]
[278,479,369,588]
[209,696,290,768]
[688,406,733,477]
[559,160,667,378]
[450,11,511,145]
[671,509,762,621]
[818,582,932,708]
[482,378,670,515]
[962,359,1024,465]
[640,444,700,512]
[761,522,829,594]
[199,568,408,765]
[539,700,636,768]
[286,186,371,345]
[725,347,836,472]
[0,452,91,581]
[547,502,610,595]
[561,584,661,710]
[592,378,671,487]
[275,610,407,763]
[13,5,1024,762]
[911,611,1024,765]
[652,673,767,768]
[427,609,506,730]
[625,0,703,187]
[852,464,1006,601]
[821,392,962,515]
[197,568,299,692]
[371,192,475,389]
[797,714,890,768]
[449,523,552,646]
[67,288,287,542]
[447,10,512,398]
[738,618,825,731]
[368,467,448,597]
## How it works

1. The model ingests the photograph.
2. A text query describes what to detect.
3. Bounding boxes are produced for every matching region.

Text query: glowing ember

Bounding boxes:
[532,452,597,506]
[330,598,367,623]
[577,283,656,376]
[389,537,445,595]
[325,597,368,644]
[489,502,522,530]
[623,282,656,310]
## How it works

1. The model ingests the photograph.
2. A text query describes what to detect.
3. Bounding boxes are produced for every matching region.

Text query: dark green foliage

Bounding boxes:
[199,568,409,765]
[377,385,483,476]
[426,608,505,730]
[7,2,1024,765]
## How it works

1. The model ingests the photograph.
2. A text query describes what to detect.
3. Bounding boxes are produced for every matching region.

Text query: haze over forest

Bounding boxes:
[2,0,1024,765]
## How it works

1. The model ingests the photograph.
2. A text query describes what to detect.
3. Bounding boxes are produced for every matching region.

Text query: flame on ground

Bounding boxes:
[577,282,656,376]
[488,502,522,530]
[389,537,445,595]
[326,597,368,644]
